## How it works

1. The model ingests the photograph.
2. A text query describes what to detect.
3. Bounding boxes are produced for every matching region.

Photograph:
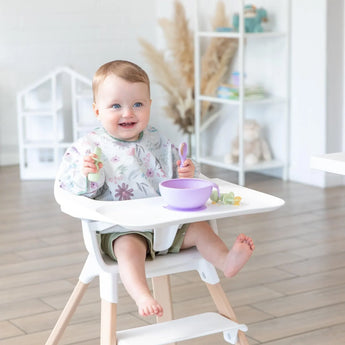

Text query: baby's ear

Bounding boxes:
[93,103,100,117]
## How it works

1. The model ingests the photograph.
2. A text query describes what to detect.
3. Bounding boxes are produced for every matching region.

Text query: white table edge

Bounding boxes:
[310,152,345,175]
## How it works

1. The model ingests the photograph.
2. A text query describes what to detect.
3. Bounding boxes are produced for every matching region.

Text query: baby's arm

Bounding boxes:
[177,158,195,178]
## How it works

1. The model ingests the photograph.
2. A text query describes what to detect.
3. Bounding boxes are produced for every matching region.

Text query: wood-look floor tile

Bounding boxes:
[265,266,345,295]
[261,322,345,345]
[0,264,82,291]
[278,251,345,276]
[253,284,345,317]
[290,238,345,258]
[0,252,85,278]
[299,225,345,243]
[0,321,24,338]
[1,165,345,345]
[0,280,75,304]
[0,299,53,321]
[222,285,284,308]
[0,238,46,256]
[248,302,345,342]
[18,241,85,261]
[219,267,296,291]
[11,302,101,333]
[242,251,304,272]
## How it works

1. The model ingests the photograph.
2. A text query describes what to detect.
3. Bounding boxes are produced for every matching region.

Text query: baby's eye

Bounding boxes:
[112,104,121,109]
[133,102,143,108]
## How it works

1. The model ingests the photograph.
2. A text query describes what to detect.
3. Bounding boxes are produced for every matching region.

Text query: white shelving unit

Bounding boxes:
[17,67,96,179]
[194,0,290,185]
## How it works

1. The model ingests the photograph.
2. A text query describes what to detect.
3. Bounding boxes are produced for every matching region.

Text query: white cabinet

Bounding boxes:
[194,0,290,185]
[17,67,96,179]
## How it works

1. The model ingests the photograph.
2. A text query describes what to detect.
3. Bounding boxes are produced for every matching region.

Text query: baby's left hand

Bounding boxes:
[177,158,195,178]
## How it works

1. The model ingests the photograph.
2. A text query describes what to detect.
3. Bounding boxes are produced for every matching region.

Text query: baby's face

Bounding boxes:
[93,74,151,141]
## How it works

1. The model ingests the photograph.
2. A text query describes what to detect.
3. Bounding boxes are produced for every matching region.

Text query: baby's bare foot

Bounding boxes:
[223,234,255,278]
[137,295,163,317]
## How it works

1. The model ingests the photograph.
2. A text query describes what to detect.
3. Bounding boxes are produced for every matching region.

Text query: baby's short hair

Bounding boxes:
[92,60,150,102]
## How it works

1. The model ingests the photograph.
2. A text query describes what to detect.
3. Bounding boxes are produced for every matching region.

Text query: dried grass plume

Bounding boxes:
[139,0,237,134]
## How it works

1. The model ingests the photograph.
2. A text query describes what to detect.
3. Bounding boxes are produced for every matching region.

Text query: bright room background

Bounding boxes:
[0,0,344,187]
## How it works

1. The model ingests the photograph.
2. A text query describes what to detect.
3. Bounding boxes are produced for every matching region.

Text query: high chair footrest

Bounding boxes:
[117,312,248,345]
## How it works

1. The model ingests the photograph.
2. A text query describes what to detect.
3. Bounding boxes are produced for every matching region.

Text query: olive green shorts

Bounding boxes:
[100,224,190,261]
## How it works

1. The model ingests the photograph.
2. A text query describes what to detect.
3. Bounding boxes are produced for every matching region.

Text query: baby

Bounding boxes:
[57,60,254,317]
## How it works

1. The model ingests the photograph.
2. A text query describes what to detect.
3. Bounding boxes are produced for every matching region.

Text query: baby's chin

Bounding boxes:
[115,130,141,142]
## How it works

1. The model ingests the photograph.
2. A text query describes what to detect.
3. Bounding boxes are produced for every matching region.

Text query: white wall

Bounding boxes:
[0,0,185,166]
[290,0,344,187]
[326,0,345,186]
[342,0,345,187]
[289,0,328,186]
[1,0,344,187]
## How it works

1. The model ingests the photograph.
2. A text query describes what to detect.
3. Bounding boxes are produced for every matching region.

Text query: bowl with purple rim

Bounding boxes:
[159,178,220,211]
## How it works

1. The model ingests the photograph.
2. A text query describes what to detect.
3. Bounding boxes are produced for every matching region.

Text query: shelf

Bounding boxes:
[194,0,290,185]
[200,156,285,172]
[197,31,287,39]
[75,125,97,131]
[117,312,247,345]
[18,66,93,180]
[20,110,55,117]
[22,141,72,149]
[199,95,287,106]
[75,91,92,98]
[20,103,64,116]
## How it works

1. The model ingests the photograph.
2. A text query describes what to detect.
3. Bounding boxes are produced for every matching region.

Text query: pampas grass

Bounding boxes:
[139,0,237,134]
[201,1,238,116]
[158,1,194,88]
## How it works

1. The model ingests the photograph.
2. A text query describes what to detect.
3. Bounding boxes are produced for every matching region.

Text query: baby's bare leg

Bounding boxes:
[113,234,163,317]
[181,221,254,278]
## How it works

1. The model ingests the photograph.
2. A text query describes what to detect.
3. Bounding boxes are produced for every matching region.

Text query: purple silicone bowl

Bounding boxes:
[159,178,219,210]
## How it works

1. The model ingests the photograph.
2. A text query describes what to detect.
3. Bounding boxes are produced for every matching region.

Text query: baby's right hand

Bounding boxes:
[82,153,103,177]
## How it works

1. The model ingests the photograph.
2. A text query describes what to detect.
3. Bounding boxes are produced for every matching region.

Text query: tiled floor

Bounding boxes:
[1,165,345,344]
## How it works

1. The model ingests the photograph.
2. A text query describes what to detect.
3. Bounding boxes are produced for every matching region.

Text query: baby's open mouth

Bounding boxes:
[119,122,136,128]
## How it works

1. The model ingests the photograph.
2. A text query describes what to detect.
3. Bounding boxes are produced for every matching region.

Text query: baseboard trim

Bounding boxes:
[0,152,19,166]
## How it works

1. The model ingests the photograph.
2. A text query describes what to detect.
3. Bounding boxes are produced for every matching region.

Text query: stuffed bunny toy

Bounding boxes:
[224,119,272,166]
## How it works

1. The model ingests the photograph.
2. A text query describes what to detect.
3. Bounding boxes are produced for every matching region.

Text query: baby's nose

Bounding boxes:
[123,107,134,117]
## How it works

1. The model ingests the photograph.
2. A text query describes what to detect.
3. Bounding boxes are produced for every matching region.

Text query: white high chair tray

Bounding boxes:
[95,179,284,229]
[50,177,284,345]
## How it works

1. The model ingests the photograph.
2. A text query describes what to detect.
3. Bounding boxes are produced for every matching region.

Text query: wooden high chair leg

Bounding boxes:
[45,280,89,345]
[152,275,174,322]
[206,282,249,345]
[152,275,176,345]
[101,299,117,345]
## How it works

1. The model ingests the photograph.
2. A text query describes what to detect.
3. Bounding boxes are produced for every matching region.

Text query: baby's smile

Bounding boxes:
[119,122,137,128]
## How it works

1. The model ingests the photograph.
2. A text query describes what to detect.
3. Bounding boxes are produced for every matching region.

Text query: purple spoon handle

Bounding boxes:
[179,142,188,167]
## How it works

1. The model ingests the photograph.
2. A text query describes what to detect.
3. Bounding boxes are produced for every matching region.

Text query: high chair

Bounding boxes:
[46,177,284,345]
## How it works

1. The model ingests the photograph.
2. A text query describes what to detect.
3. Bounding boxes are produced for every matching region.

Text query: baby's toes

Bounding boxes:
[247,239,255,250]
[150,305,158,316]
[155,305,163,317]
[143,307,151,317]
[237,233,247,242]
